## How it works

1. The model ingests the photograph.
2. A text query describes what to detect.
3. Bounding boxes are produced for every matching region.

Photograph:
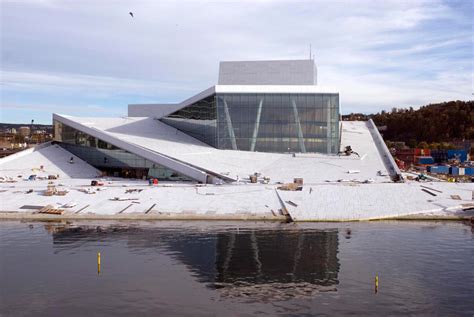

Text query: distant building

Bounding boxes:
[18,126,31,137]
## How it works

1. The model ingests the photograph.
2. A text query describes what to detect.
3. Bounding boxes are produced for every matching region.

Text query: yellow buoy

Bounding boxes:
[375,274,379,294]
[97,252,101,274]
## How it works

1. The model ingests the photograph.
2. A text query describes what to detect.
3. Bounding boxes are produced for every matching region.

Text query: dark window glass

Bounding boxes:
[161,94,217,147]
[53,122,191,181]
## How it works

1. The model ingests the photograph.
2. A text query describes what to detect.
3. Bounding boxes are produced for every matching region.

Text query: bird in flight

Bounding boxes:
[129,12,134,18]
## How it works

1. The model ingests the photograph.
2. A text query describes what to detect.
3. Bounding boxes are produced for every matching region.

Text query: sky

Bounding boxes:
[0,0,472,124]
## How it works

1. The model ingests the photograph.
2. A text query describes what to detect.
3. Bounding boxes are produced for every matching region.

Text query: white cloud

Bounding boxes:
[1,0,471,120]
[1,102,116,114]
[1,70,201,98]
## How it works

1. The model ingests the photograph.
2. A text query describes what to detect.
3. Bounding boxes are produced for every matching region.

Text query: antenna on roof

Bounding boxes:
[309,44,312,60]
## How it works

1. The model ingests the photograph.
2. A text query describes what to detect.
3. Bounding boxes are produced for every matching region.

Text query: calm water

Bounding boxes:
[0,220,473,316]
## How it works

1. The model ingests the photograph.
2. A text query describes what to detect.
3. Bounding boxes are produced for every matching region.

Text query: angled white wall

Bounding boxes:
[53,114,215,183]
[128,104,182,118]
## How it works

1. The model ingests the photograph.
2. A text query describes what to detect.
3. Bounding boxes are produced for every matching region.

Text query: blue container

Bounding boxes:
[428,166,450,174]
[447,150,468,162]
[450,167,459,175]
[465,167,474,175]
[418,156,434,164]
[431,150,448,163]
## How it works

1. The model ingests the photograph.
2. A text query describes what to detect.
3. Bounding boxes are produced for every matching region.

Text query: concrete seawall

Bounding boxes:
[0,212,470,222]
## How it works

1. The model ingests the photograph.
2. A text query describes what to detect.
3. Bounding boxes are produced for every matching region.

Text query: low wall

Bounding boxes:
[366,119,403,182]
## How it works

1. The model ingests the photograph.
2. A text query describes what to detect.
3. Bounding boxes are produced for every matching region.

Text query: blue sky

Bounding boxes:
[1,0,472,123]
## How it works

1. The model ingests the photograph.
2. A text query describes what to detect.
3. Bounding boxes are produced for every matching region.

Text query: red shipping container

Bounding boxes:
[415,148,431,156]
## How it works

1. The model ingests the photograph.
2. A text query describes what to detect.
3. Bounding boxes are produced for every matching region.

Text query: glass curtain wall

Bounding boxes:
[217,93,340,153]
[160,95,217,147]
[53,120,191,180]
[162,93,340,154]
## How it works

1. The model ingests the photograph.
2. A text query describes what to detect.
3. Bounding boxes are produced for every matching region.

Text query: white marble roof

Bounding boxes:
[53,114,390,184]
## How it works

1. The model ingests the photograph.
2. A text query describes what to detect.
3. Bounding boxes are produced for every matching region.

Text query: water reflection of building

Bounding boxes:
[214,230,338,285]
[50,225,339,300]
[211,230,339,301]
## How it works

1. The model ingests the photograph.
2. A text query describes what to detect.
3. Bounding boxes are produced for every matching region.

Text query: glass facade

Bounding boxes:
[161,95,217,147]
[53,121,191,181]
[162,93,340,153]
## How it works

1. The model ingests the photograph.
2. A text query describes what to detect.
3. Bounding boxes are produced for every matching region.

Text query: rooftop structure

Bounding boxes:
[218,59,317,85]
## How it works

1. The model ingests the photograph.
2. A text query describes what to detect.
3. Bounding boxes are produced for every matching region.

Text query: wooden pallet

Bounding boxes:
[38,205,64,215]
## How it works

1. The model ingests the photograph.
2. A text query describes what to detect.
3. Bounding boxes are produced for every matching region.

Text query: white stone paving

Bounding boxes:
[0,172,472,220]
[0,178,282,218]
[280,182,474,221]
[0,144,101,179]
[1,132,472,221]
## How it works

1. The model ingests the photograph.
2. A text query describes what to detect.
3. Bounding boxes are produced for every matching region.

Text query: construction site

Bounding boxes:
[393,147,474,183]
[1,123,472,222]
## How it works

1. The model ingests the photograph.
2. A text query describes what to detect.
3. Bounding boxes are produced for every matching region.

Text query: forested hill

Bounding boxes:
[342,100,473,143]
